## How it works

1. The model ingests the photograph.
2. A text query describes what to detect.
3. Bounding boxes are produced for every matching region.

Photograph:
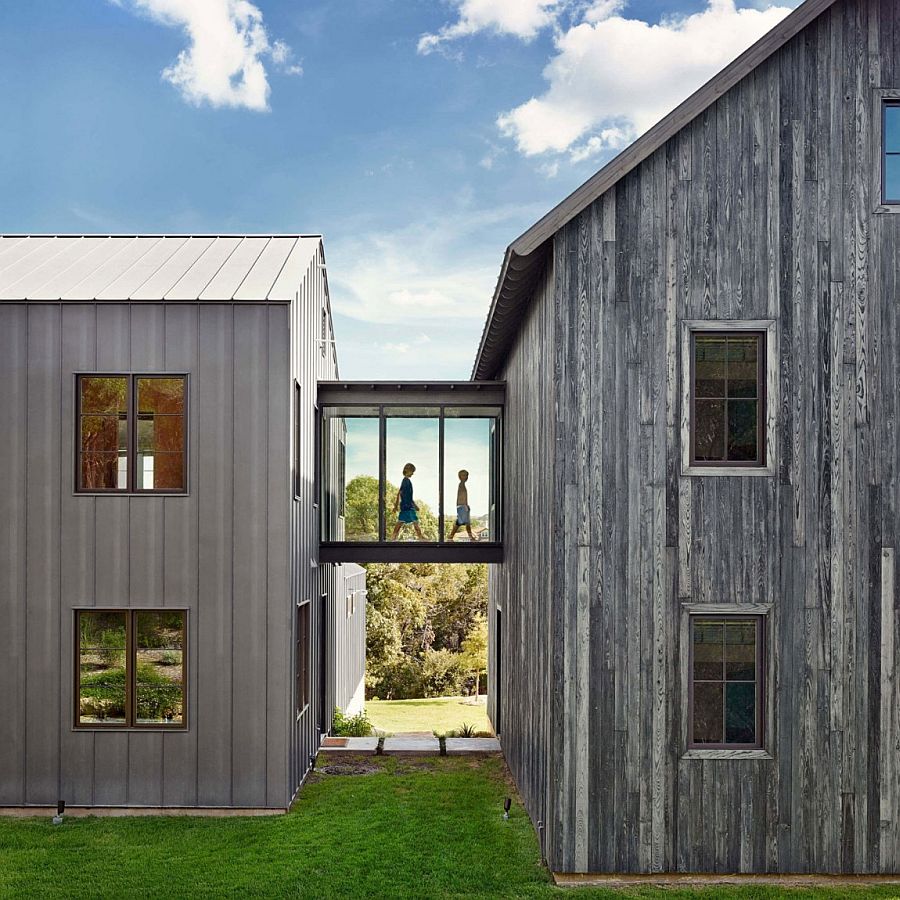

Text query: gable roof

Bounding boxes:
[471,0,840,380]
[0,234,322,302]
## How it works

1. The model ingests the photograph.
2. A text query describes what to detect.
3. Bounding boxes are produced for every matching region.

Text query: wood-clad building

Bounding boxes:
[478,0,900,875]
[0,234,364,812]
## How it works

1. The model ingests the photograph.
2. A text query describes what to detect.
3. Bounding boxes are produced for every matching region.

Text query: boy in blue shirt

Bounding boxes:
[391,462,425,541]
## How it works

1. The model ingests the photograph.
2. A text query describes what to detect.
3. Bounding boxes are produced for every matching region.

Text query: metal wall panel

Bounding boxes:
[0,283,346,809]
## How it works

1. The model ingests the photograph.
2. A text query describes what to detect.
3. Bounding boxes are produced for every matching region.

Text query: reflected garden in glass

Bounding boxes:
[76,609,186,728]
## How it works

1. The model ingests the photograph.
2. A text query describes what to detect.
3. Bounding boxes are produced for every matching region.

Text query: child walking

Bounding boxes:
[391,462,425,541]
[448,469,477,541]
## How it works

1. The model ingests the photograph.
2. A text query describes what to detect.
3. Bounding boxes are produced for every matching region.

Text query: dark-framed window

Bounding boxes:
[294,380,302,498]
[77,375,187,493]
[883,101,900,204]
[75,609,186,729]
[297,600,310,715]
[690,332,765,466]
[689,615,764,749]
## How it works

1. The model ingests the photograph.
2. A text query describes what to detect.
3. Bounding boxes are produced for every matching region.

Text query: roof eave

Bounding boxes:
[472,0,840,379]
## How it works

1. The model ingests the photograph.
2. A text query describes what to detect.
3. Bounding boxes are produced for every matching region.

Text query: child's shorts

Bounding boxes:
[456,505,470,525]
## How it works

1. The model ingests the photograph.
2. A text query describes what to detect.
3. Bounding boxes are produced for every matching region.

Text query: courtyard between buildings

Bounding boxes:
[2,755,897,899]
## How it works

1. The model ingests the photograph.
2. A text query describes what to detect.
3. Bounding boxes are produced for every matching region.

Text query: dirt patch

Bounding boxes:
[317,763,381,777]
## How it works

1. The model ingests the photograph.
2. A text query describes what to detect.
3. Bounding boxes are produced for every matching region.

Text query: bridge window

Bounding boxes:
[386,408,440,542]
[319,391,502,557]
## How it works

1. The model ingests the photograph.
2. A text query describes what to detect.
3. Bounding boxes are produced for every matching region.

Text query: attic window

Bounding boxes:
[884,102,900,204]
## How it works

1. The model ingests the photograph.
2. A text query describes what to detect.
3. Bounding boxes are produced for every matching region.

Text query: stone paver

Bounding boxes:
[320,736,378,754]
[381,736,441,755]
[445,737,502,755]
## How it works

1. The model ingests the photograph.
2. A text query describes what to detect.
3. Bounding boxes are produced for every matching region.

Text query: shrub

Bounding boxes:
[79,665,182,722]
[453,722,477,738]
[332,707,374,737]
[96,629,125,668]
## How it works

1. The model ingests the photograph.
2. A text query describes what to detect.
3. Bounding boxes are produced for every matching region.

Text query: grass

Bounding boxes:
[0,757,896,899]
[366,694,492,735]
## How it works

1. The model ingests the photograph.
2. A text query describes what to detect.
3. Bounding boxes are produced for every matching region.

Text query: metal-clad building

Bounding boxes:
[0,234,364,811]
[478,0,900,876]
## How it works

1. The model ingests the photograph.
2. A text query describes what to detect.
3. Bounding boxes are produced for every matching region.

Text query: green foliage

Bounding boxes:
[95,629,125,669]
[79,665,182,722]
[331,707,374,737]
[344,474,380,541]
[345,473,441,542]
[453,722,478,738]
[460,614,488,693]
[364,560,488,700]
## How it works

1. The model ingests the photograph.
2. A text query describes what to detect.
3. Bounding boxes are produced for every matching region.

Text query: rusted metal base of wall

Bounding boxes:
[0,806,287,818]
[553,873,900,887]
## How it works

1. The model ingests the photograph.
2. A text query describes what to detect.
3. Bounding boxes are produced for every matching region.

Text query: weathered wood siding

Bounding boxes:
[496,0,900,874]
[489,260,557,859]
[0,301,293,809]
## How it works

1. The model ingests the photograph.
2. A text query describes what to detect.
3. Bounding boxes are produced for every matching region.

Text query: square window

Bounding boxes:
[76,609,186,729]
[690,332,766,467]
[689,616,764,749]
[77,374,187,493]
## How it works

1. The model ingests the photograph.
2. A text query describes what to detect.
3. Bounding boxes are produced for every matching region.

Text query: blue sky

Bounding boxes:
[0,0,799,379]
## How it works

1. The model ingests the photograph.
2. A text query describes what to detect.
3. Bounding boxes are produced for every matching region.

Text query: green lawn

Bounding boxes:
[366,694,492,735]
[0,757,895,899]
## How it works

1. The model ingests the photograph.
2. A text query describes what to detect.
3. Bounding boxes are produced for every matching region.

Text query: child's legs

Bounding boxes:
[390,521,402,540]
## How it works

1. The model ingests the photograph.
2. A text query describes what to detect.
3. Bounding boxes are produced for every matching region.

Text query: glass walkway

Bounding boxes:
[318,381,504,563]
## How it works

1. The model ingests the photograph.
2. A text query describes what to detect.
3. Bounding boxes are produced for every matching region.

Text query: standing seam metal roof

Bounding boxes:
[0,235,322,302]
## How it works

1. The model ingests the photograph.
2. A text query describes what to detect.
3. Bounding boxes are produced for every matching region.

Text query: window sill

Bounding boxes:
[74,492,190,497]
[682,749,772,761]
[682,465,774,478]
[73,726,188,733]
[874,204,900,215]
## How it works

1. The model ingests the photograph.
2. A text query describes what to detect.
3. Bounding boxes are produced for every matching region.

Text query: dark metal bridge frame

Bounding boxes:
[317,381,504,564]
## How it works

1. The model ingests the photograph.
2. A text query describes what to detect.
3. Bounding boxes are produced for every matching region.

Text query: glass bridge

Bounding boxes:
[318,381,504,563]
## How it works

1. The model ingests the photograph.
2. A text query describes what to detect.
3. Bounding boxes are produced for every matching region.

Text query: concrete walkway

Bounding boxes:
[319,734,501,756]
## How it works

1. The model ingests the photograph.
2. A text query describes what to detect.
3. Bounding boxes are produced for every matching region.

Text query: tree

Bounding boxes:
[344,474,439,541]
[364,562,488,699]
[460,614,488,699]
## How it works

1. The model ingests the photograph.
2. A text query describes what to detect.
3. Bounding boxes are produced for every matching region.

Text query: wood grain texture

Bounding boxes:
[493,0,900,874]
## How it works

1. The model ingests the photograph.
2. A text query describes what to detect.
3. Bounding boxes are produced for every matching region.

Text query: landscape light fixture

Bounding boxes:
[52,800,65,825]
[503,797,511,820]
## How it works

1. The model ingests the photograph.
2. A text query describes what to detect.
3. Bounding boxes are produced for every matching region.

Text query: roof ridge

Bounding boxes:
[472,0,840,379]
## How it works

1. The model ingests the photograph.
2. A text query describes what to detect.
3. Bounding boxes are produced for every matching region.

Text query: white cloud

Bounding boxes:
[418,0,563,55]
[497,0,797,159]
[113,0,301,111]
[328,206,536,327]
